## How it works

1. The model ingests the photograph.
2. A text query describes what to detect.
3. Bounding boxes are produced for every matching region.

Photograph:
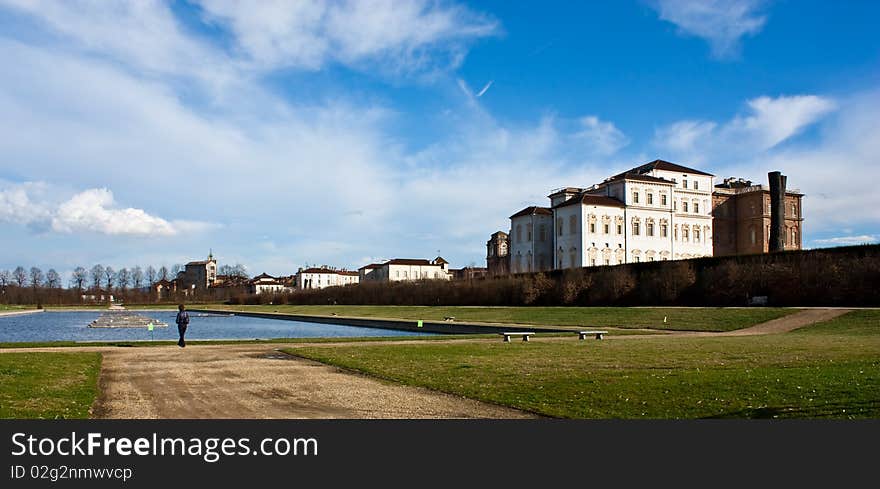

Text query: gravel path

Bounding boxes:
[88,343,535,419]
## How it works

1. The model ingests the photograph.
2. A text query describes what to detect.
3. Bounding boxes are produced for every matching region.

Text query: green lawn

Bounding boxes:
[0,305,33,311]
[211,305,796,332]
[287,310,880,419]
[0,352,102,419]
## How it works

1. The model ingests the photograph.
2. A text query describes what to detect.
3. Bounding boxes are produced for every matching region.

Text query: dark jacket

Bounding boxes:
[175,311,190,326]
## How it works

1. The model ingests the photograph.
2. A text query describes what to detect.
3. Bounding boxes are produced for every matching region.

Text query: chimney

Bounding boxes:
[768,171,786,252]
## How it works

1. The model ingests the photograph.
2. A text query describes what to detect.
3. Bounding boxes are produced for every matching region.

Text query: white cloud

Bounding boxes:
[651,0,768,58]
[572,116,630,156]
[654,94,836,162]
[51,188,176,236]
[729,95,837,149]
[656,90,879,236]
[195,0,498,73]
[0,184,213,237]
[812,235,879,246]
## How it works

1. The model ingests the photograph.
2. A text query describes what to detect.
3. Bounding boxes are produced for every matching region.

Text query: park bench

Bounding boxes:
[577,330,608,340]
[500,332,535,342]
[443,316,456,322]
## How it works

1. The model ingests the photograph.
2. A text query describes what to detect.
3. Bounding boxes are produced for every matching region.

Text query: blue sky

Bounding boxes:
[0,0,878,281]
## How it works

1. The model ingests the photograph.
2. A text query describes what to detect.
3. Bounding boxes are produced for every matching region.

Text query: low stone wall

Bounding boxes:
[189,309,570,335]
[0,309,44,317]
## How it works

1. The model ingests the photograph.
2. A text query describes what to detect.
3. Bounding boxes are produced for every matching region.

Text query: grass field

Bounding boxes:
[288,310,880,419]
[0,352,102,418]
[0,305,32,311]
[211,305,796,332]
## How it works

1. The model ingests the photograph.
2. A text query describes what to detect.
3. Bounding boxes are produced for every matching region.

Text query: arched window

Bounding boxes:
[646,220,655,237]
[694,227,701,242]
[682,226,690,242]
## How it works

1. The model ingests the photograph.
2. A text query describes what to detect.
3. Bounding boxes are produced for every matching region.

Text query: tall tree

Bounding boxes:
[13,266,27,287]
[104,266,115,291]
[158,266,169,281]
[0,269,10,288]
[132,266,144,289]
[90,265,104,290]
[71,267,87,291]
[45,269,60,288]
[146,266,157,286]
[29,267,43,289]
[171,263,183,277]
[116,268,130,291]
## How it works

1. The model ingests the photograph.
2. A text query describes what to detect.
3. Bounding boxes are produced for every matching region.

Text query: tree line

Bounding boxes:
[0,262,249,305]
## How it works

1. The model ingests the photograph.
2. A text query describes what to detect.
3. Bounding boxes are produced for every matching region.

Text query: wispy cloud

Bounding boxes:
[572,116,630,156]
[651,0,768,59]
[195,0,499,74]
[654,94,836,163]
[813,235,879,246]
[476,80,493,97]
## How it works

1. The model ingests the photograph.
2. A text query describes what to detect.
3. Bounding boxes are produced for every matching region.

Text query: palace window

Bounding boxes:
[791,203,797,217]
[605,258,610,266]
[617,223,623,234]
[647,221,654,237]
[682,201,689,212]
[694,202,699,213]
[683,180,688,189]
[590,222,596,233]
[750,227,756,245]
[633,191,639,204]
[539,224,546,242]
[527,228,532,242]
[634,256,640,262]
[516,225,522,243]
[694,227,701,242]
[683,227,689,242]
[661,194,667,206]
[604,223,610,234]
[660,223,668,238]
[557,218,563,236]
[633,220,641,236]
[694,180,699,190]
[570,215,578,234]
[647,193,653,205]
[591,258,596,266]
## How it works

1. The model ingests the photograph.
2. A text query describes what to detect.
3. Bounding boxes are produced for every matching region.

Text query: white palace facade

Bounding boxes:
[508,160,714,273]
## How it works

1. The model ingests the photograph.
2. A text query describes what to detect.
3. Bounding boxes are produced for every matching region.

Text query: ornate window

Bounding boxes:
[632,218,641,236]
[682,225,690,242]
[694,227,701,242]
[682,201,689,213]
[660,220,668,238]
[646,219,655,237]
[633,191,640,204]
[661,193,667,206]
[647,193,653,205]
[694,201,699,214]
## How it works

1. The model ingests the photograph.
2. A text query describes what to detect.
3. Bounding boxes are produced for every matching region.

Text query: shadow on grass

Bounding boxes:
[706,400,880,419]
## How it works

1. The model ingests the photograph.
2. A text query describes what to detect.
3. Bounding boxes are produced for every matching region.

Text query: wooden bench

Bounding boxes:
[577,330,608,340]
[500,332,535,342]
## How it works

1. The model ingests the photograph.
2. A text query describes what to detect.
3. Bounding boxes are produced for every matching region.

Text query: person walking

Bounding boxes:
[175,304,190,348]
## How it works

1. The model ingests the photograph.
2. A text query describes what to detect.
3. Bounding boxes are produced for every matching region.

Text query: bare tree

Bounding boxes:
[231,264,248,278]
[13,266,27,287]
[116,268,130,292]
[146,266,157,286]
[132,266,144,289]
[90,265,104,290]
[29,267,43,290]
[0,269,9,288]
[104,266,115,291]
[158,266,169,281]
[171,263,183,277]
[70,267,87,291]
[45,269,60,288]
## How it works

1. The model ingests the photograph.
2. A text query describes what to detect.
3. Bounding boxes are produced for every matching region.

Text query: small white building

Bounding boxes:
[359,258,452,282]
[296,267,360,290]
[248,273,286,295]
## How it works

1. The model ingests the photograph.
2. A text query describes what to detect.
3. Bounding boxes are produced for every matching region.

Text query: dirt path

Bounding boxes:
[89,343,535,419]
